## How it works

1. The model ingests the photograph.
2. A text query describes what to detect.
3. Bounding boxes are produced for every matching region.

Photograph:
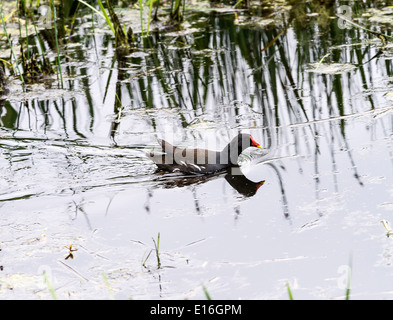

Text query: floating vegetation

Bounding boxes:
[365,7,393,25]
[381,219,393,237]
[383,92,393,100]
[306,62,357,74]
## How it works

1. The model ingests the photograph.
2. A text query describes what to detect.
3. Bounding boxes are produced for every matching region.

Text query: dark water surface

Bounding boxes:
[1,1,393,299]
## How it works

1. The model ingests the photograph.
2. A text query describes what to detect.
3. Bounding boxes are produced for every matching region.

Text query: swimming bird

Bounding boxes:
[148,133,263,174]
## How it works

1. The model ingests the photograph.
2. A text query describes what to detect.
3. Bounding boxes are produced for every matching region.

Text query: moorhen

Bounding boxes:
[148,133,263,174]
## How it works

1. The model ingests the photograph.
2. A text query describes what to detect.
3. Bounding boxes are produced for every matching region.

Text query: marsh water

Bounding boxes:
[1,1,393,299]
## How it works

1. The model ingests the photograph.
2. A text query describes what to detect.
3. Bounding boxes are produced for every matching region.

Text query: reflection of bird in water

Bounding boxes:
[144,169,264,215]
[147,133,262,174]
[224,170,265,197]
[152,168,264,198]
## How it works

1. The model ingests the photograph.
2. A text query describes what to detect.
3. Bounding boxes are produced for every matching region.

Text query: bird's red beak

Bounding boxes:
[250,136,263,149]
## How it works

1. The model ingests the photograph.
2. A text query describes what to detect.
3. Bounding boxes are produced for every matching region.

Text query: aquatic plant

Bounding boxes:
[202,285,212,300]
[52,1,63,87]
[153,232,161,269]
[170,0,184,22]
[0,5,24,84]
[286,282,294,300]
[285,262,352,300]
[43,271,58,300]
[102,273,115,300]
[105,0,128,47]
[141,232,162,270]
[96,0,115,35]
[146,0,155,36]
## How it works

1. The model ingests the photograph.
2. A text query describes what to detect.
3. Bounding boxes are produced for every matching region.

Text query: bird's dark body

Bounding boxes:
[148,133,262,174]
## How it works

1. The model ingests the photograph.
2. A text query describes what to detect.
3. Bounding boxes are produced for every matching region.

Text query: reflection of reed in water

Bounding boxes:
[152,168,264,198]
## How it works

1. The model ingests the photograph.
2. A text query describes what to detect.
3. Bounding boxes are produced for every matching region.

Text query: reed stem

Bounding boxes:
[97,0,116,35]
[0,6,25,84]
[52,3,63,88]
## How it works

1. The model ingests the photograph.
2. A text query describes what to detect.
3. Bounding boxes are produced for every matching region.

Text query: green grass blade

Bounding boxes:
[153,232,161,269]
[43,271,58,300]
[146,0,154,36]
[102,273,115,300]
[233,0,243,8]
[286,282,294,300]
[96,0,116,35]
[78,0,105,19]
[202,285,212,300]
[345,257,352,300]
[139,0,144,35]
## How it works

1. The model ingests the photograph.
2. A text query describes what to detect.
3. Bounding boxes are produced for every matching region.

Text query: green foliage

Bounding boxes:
[202,285,212,300]
[96,0,116,35]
